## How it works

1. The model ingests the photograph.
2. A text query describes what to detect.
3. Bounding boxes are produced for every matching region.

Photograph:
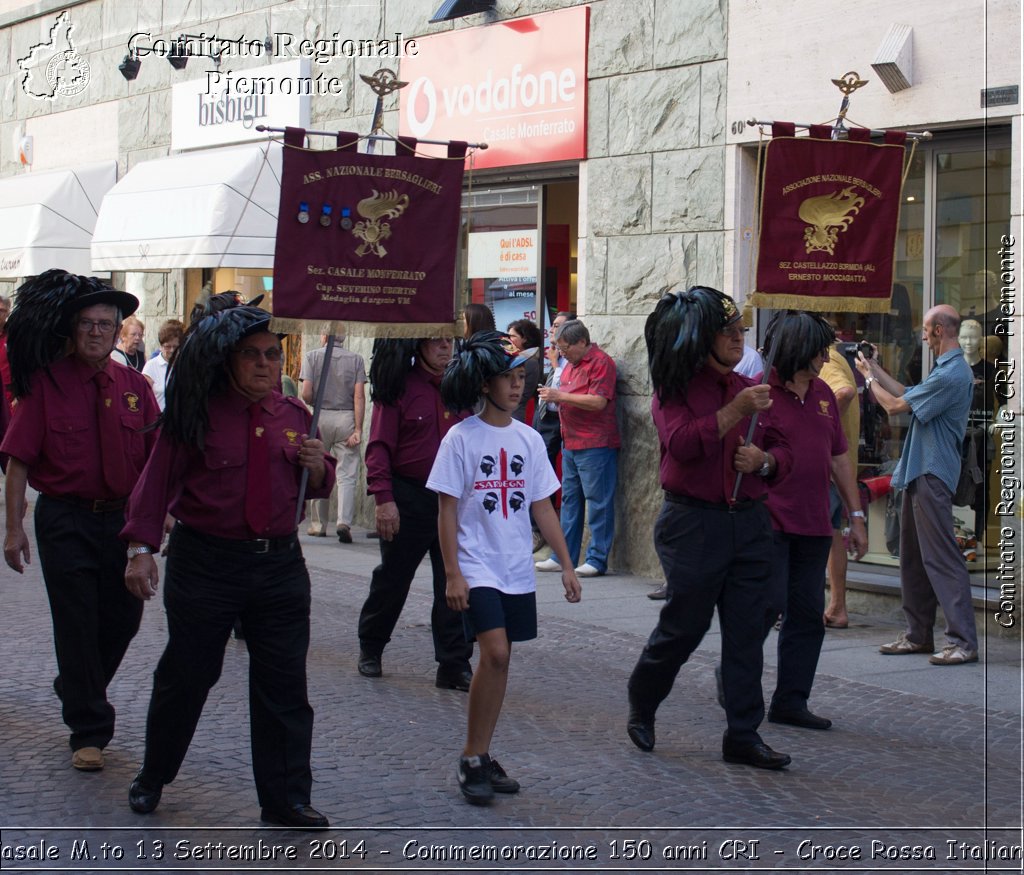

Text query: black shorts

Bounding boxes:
[463,587,537,643]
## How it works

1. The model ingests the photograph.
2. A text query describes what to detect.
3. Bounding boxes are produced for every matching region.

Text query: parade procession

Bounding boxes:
[0,0,1021,871]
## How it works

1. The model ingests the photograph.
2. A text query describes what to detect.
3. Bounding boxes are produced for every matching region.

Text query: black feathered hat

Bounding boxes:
[441,330,530,411]
[644,285,741,401]
[161,305,275,449]
[6,269,139,398]
[763,311,835,384]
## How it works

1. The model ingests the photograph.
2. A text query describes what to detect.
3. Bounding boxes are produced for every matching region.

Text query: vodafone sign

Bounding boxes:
[400,6,588,169]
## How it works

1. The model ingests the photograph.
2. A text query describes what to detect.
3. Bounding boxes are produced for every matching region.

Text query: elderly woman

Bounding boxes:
[111,316,145,371]
[506,318,543,424]
[141,320,185,411]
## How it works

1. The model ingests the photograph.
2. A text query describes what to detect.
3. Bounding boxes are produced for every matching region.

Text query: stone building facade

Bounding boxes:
[0,0,1018,577]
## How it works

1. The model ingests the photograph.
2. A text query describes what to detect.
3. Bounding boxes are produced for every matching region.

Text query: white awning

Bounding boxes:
[0,162,116,279]
[91,142,282,271]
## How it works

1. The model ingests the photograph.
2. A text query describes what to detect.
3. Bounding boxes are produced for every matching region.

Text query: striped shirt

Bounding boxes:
[892,348,973,493]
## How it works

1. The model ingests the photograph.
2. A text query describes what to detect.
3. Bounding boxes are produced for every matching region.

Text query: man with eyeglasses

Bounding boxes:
[2,270,159,773]
[626,286,794,770]
[121,302,336,830]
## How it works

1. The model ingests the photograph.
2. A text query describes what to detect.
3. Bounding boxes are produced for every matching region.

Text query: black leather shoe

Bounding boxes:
[768,708,832,730]
[128,771,163,814]
[627,707,655,752]
[722,740,791,770]
[261,804,330,831]
[436,667,473,691]
[357,651,382,678]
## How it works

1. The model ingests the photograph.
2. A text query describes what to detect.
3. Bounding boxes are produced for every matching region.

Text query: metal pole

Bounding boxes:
[745,119,931,141]
[730,337,781,503]
[256,124,489,151]
[294,334,337,527]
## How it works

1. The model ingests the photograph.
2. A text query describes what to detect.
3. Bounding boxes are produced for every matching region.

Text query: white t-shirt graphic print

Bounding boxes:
[427,416,559,595]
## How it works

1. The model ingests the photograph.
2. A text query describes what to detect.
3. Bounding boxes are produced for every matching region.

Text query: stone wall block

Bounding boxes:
[653,0,726,67]
[651,147,724,233]
[587,154,651,237]
[588,0,653,78]
[607,66,700,156]
[609,394,662,577]
[699,59,726,146]
[695,230,726,292]
[605,232,698,315]
[581,235,608,314]
[587,76,609,159]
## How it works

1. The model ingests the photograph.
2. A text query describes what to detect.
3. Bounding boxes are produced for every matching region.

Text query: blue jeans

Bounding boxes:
[553,446,618,572]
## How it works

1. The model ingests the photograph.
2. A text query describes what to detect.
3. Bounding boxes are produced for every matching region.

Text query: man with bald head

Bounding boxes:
[856,304,978,665]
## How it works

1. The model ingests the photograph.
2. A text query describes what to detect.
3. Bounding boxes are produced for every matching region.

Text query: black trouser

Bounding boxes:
[628,498,772,746]
[357,475,471,671]
[763,531,833,714]
[141,525,315,810]
[534,408,562,471]
[35,495,143,752]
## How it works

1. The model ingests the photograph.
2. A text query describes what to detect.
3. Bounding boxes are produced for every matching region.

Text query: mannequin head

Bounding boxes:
[958,318,983,364]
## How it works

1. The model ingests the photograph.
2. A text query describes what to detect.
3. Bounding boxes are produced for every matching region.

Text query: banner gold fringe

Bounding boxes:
[748,292,892,314]
[270,317,459,338]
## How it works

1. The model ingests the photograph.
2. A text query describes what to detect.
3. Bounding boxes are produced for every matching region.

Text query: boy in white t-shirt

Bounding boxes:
[427,331,581,805]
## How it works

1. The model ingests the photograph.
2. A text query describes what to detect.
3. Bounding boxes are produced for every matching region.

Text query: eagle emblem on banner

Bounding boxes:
[353,190,410,258]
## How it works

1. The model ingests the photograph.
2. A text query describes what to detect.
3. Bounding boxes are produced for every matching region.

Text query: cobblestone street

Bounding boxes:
[1,518,1021,873]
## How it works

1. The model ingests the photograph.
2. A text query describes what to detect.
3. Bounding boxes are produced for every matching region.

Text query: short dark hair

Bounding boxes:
[507,318,543,349]
[763,311,836,383]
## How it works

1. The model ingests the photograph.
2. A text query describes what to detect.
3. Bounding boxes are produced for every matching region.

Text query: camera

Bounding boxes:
[840,341,874,359]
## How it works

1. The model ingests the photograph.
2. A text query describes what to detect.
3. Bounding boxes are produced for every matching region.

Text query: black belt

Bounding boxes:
[663,492,765,513]
[46,494,128,513]
[175,523,298,555]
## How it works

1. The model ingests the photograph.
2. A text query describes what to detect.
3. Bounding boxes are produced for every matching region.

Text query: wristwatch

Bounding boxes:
[126,544,155,560]
[864,376,875,391]
[758,454,772,478]
[850,510,866,521]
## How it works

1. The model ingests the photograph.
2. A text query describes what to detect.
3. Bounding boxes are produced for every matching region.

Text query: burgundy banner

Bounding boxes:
[272,128,467,335]
[752,127,907,313]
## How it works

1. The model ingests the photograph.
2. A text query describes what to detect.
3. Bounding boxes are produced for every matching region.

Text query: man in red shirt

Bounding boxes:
[121,304,336,830]
[2,270,159,773]
[535,319,620,577]
[357,338,474,690]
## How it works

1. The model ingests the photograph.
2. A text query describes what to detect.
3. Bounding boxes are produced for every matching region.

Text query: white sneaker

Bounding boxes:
[534,558,562,572]
[575,563,603,577]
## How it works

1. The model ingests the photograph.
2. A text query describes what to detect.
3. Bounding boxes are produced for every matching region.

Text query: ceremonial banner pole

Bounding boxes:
[730,337,781,503]
[285,70,485,524]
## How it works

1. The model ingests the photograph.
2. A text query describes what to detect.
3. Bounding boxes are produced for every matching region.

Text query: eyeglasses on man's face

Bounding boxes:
[234,347,283,362]
[718,325,749,339]
[76,319,117,335]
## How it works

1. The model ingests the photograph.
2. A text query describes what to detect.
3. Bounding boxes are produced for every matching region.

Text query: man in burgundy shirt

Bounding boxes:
[626,286,793,770]
[357,337,474,690]
[121,304,336,831]
[535,319,620,577]
[2,271,158,773]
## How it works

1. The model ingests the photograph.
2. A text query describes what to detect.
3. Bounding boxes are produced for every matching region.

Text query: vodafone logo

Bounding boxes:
[405,65,577,139]
[398,6,588,168]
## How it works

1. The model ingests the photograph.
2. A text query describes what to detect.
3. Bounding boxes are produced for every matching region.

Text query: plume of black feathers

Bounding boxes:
[441,330,515,411]
[368,338,420,405]
[161,305,271,449]
[646,286,733,400]
[6,270,100,398]
[763,310,835,383]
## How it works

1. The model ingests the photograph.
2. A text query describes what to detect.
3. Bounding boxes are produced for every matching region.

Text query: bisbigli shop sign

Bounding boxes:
[171,58,311,150]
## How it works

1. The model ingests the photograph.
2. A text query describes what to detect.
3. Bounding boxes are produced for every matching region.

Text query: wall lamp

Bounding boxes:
[429,0,496,24]
[118,33,274,80]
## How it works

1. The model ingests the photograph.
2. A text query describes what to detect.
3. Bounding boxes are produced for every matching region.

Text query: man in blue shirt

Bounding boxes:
[856,304,978,665]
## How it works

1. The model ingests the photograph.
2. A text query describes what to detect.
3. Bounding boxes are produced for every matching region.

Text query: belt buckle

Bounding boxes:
[253,538,271,554]
[91,499,105,513]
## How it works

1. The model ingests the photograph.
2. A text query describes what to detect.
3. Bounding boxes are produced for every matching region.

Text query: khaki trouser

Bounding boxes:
[309,409,359,531]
